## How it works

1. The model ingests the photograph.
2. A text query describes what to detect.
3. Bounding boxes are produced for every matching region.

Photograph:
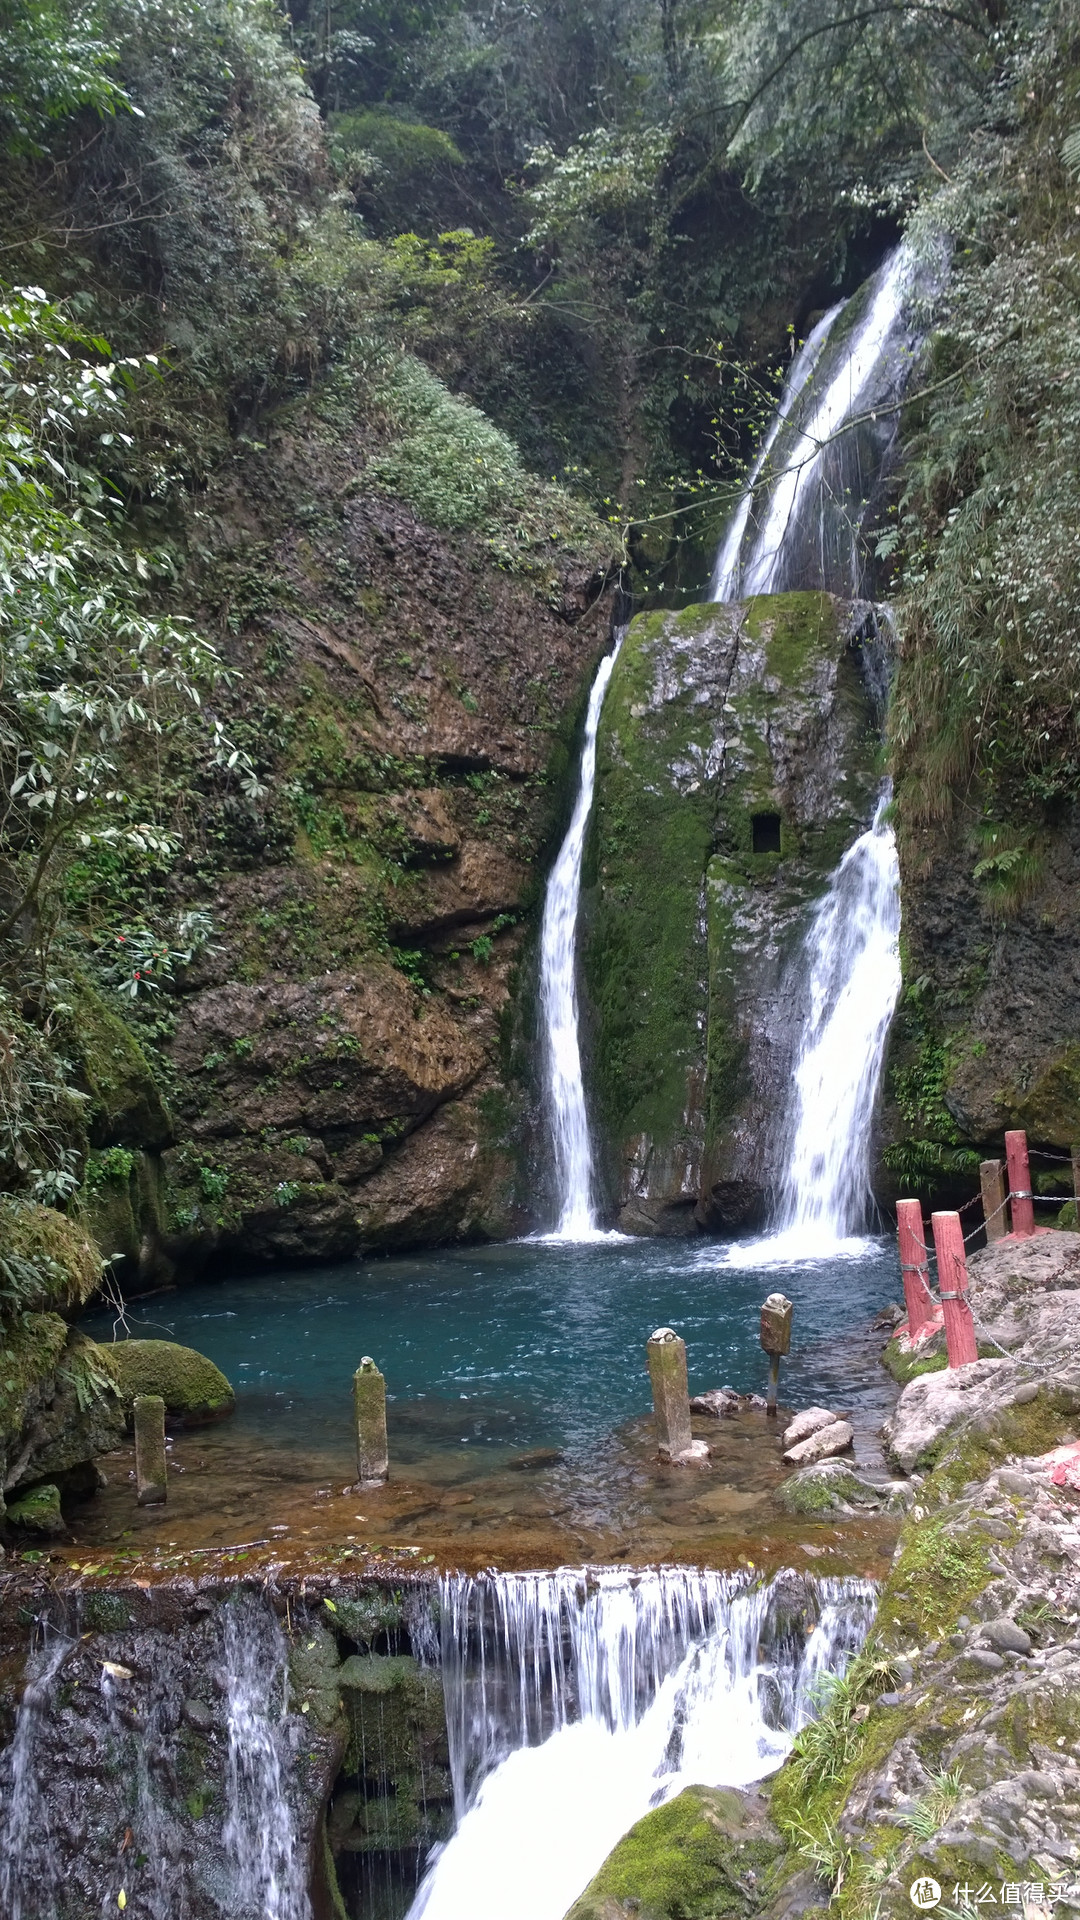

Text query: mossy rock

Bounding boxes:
[564,1785,783,1920]
[882,1331,948,1387]
[60,976,173,1150]
[290,1622,344,1733]
[5,1481,65,1535]
[324,1588,404,1648]
[0,1311,71,1456]
[778,1461,880,1516]
[339,1653,448,1785]
[0,1199,102,1314]
[107,1339,234,1425]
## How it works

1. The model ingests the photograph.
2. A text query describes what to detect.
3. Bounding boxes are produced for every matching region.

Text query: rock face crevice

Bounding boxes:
[581,592,885,1233]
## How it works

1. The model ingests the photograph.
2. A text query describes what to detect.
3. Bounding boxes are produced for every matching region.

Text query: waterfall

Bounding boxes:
[407,1567,874,1920]
[775,785,901,1247]
[712,238,943,603]
[539,630,625,1238]
[0,1628,74,1920]
[734,784,902,1266]
[222,1595,312,1920]
[709,300,843,601]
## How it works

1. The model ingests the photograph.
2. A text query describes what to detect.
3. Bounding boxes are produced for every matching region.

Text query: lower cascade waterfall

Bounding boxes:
[222,1595,312,1920]
[739,785,901,1266]
[539,630,625,1239]
[407,1567,875,1920]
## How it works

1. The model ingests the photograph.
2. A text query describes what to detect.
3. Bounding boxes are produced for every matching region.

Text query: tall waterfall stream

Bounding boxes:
[408,1568,874,1920]
[539,629,625,1238]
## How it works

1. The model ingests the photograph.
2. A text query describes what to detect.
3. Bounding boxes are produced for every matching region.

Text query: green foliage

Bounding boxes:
[891,38,1080,853]
[0,0,130,157]
[0,285,259,970]
[198,1165,229,1202]
[84,1145,135,1188]
[365,351,605,571]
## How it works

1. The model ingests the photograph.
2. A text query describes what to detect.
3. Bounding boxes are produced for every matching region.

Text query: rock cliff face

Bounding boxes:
[109,411,612,1277]
[881,800,1080,1199]
[580,592,885,1233]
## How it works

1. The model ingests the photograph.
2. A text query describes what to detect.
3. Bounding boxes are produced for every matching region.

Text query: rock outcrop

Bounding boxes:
[581,592,884,1232]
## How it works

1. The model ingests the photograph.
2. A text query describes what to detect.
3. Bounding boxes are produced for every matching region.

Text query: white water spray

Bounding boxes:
[710,301,843,601]
[539,632,625,1238]
[407,1567,874,1920]
[222,1597,311,1920]
[0,1630,73,1920]
[734,786,901,1266]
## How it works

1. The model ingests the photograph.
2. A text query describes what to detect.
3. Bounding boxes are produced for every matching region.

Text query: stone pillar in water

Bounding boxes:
[134,1393,167,1506]
[354,1357,389,1484]
[760,1293,793,1417]
[647,1329,709,1465]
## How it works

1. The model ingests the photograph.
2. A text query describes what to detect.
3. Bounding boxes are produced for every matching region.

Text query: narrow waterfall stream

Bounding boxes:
[539,629,625,1238]
[222,1596,312,1920]
[407,1568,874,1920]
[0,1629,74,1920]
[774,786,902,1250]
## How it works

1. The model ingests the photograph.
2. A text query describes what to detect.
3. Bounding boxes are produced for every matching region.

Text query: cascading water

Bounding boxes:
[222,1595,312,1920]
[0,1628,74,1920]
[539,630,625,1238]
[709,300,843,601]
[712,237,943,602]
[776,786,902,1246]
[734,783,902,1265]
[407,1567,874,1920]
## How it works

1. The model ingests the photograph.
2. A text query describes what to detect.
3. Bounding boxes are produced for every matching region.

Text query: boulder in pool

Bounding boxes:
[107,1339,234,1426]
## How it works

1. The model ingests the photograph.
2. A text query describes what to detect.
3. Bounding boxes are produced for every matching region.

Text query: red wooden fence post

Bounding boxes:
[897,1198,934,1338]
[1005,1129,1035,1239]
[931,1211,979,1367]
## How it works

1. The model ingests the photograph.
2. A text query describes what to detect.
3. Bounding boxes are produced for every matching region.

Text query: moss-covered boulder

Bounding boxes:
[0,1199,102,1314]
[6,1481,65,1535]
[107,1339,235,1425]
[563,1785,784,1920]
[1,1320,125,1494]
[582,594,881,1232]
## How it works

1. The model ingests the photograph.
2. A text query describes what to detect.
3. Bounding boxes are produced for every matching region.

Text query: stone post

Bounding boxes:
[647,1329,708,1464]
[930,1211,978,1368]
[760,1293,793,1416]
[1005,1129,1035,1239]
[354,1357,389,1485]
[896,1199,934,1336]
[979,1160,1009,1243]
[134,1393,167,1506]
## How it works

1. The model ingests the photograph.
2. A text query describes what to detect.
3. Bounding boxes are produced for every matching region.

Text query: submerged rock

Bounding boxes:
[107,1338,235,1425]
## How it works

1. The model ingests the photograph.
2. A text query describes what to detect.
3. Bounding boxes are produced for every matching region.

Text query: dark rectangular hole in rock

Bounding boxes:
[751,811,782,854]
